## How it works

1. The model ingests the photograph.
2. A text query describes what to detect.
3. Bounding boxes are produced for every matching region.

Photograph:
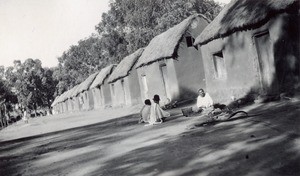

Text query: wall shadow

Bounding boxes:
[1,99,299,176]
[90,99,300,176]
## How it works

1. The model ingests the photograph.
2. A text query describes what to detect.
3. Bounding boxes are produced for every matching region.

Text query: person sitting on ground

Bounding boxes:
[192,88,214,114]
[138,99,151,123]
[148,94,171,125]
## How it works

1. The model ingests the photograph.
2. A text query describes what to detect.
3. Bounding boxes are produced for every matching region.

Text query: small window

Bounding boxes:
[111,84,115,95]
[79,96,84,104]
[213,51,227,79]
[186,36,198,50]
[186,36,194,47]
[121,79,125,92]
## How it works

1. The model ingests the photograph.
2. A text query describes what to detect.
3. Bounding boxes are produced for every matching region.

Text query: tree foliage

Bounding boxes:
[53,35,107,94]
[0,78,17,106]
[55,0,221,95]
[96,0,221,55]
[4,59,56,111]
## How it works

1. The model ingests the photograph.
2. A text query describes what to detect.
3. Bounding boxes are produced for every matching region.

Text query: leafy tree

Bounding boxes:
[41,68,57,109]
[0,78,17,105]
[3,59,57,114]
[95,0,221,59]
[13,59,44,111]
[0,66,4,79]
[54,35,109,93]
[0,77,18,119]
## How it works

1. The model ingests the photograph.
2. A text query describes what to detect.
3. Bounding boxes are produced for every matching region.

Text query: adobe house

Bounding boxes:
[52,86,76,113]
[54,91,68,113]
[89,65,116,109]
[69,84,83,111]
[135,14,209,105]
[65,88,77,112]
[194,0,300,103]
[51,96,62,114]
[51,97,59,114]
[55,101,64,114]
[59,93,68,113]
[74,72,99,111]
[108,48,144,107]
[68,89,78,112]
[69,85,84,112]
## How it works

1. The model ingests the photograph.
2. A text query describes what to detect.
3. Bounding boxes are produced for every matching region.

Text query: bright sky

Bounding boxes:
[0,0,110,68]
[0,0,230,68]
[216,0,231,5]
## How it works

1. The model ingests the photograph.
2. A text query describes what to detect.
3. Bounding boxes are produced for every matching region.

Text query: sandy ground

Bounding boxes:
[0,99,299,176]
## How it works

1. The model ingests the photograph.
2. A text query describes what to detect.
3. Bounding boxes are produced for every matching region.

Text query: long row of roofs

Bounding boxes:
[51,65,115,106]
[51,14,206,107]
[52,0,298,107]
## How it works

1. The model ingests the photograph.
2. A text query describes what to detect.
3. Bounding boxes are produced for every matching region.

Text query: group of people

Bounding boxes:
[139,94,171,125]
[138,88,214,125]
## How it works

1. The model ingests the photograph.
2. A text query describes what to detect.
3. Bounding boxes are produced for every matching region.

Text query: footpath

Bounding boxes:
[0,105,143,141]
[0,97,299,176]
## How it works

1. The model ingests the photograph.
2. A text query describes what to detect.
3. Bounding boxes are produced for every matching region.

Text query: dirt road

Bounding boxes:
[0,99,299,176]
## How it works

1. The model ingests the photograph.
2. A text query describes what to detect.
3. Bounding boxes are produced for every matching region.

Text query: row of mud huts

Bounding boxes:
[52,0,300,114]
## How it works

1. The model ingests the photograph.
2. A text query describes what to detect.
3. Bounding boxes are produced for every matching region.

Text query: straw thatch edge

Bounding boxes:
[195,0,299,46]
[108,48,144,83]
[90,65,116,89]
[136,14,210,69]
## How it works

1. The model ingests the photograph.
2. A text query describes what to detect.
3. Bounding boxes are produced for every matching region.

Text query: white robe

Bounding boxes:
[149,103,170,125]
[196,93,213,108]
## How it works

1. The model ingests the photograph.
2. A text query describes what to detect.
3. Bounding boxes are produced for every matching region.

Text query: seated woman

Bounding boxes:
[148,95,170,125]
[139,99,151,123]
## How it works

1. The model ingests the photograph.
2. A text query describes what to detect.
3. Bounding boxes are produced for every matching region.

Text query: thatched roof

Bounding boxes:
[51,96,59,107]
[52,91,67,106]
[68,84,81,98]
[60,87,74,102]
[51,82,82,106]
[108,48,144,83]
[194,0,298,45]
[52,71,100,106]
[72,72,99,97]
[136,14,210,68]
[90,65,116,89]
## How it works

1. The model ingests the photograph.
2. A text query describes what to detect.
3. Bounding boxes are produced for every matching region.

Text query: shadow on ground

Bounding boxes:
[0,100,299,176]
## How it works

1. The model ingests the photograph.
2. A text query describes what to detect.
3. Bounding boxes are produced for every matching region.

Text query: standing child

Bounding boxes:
[23,109,29,124]
[138,99,151,123]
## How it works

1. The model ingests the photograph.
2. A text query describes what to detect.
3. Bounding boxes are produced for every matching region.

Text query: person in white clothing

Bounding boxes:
[23,109,29,124]
[192,88,213,113]
[148,95,170,125]
[138,99,151,123]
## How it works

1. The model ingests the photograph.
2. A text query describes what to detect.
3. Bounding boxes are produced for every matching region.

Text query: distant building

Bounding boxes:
[74,72,99,111]
[69,85,82,112]
[52,91,68,114]
[51,83,84,114]
[89,65,116,109]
